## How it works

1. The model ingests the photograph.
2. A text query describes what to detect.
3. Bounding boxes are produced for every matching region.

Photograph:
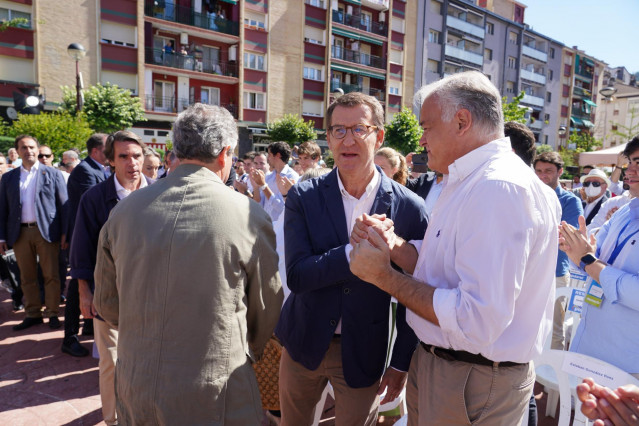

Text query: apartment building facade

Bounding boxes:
[0,0,417,153]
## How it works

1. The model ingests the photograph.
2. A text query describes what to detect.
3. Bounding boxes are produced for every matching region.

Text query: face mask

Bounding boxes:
[584,186,601,198]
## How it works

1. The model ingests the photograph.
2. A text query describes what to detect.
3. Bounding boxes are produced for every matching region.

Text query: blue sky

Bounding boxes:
[523,0,639,74]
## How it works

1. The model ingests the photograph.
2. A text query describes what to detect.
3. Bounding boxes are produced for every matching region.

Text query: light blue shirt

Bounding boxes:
[571,197,639,373]
[262,164,299,220]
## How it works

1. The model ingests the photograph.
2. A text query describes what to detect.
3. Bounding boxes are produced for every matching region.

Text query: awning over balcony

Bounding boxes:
[344,0,362,4]
[570,116,583,126]
[219,0,238,4]
[582,119,594,128]
[583,99,597,107]
[332,27,384,46]
[584,58,595,66]
[331,64,386,80]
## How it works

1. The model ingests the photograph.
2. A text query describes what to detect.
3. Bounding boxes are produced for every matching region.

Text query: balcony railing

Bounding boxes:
[521,93,545,108]
[529,120,543,130]
[331,46,385,69]
[145,95,238,118]
[144,3,239,37]
[331,10,386,36]
[575,68,594,80]
[520,68,547,85]
[369,87,384,101]
[145,48,238,78]
[444,44,483,66]
[573,86,592,98]
[445,15,485,39]
[190,96,238,118]
[522,45,548,63]
[331,81,362,94]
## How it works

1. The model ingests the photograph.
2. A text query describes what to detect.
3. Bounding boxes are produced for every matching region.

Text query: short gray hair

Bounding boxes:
[414,71,504,140]
[143,147,161,160]
[63,150,80,166]
[172,104,238,161]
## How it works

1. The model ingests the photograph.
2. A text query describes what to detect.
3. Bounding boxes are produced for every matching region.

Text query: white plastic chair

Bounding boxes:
[535,350,639,425]
[547,287,583,351]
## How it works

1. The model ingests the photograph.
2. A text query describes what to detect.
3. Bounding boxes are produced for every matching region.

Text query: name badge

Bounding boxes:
[567,289,586,314]
[584,281,604,308]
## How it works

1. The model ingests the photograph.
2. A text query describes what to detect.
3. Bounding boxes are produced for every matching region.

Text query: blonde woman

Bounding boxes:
[374,146,408,185]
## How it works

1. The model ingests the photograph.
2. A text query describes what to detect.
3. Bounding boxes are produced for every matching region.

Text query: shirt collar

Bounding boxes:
[336,167,380,200]
[113,174,148,199]
[21,161,39,174]
[447,137,512,184]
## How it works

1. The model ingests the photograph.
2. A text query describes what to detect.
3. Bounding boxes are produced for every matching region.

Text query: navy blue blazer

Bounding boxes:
[0,164,68,246]
[275,168,428,388]
[67,157,107,241]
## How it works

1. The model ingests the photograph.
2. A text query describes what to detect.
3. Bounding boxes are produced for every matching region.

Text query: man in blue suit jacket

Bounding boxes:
[0,135,68,331]
[275,93,428,425]
[62,133,108,356]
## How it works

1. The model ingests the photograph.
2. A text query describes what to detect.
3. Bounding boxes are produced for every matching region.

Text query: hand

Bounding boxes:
[405,152,415,168]
[578,378,610,422]
[276,175,295,196]
[78,279,97,318]
[60,234,68,251]
[616,152,628,168]
[559,216,597,265]
[598,385,639,426]
[606,206,619,221]
[350,226,393,287]
[0,242,7,256]
[251,169,266,187]
[580,187,587,200]
[378,368,408,405]
[233,179,248,194]
[350,214,396,250]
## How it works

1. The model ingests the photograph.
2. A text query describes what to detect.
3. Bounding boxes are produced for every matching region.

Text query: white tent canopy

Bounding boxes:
[579,143,627,166]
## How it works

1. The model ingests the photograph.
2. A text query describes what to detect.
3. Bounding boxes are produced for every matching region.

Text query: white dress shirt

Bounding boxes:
[114,174,148,200]
[423,177,443,217]
[587,191,634,234]
[584,193,606,219]
[20,162,39,223]
[407,138,561,363]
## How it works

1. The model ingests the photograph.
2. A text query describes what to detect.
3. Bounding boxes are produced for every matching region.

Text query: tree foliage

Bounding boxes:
[4,112,93,156]
[384,108,423,154]
[569,130,602,153]
[266,114,317,147]
[502,91,527,124]
[0,18,29,32]
[536,144,553,155]
[60,83,146,134]
[611,106,639,142]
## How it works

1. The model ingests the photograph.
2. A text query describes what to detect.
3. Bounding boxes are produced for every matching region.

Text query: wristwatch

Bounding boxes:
[579,254,597,270]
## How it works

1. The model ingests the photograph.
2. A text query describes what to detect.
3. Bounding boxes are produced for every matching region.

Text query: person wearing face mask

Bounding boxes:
[580,169,610,226]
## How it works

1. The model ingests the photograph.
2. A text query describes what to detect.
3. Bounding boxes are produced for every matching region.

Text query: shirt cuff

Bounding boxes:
[388,366,407,374]
[432,287,457,348]
[598,265,621,304]
[344,243,353,265]
[409,239,422,253]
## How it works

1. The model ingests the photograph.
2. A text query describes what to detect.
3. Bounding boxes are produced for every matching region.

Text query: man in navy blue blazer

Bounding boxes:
[62,133,108,356]
[0,135,68,331]
[275,93,428,425]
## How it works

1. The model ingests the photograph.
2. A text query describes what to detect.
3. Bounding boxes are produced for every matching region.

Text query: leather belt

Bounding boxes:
[420,342,525,368]
[21,222,37,228]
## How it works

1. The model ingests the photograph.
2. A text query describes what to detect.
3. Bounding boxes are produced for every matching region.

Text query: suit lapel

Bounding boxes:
[370,172,393,218]
[321,170,349,244]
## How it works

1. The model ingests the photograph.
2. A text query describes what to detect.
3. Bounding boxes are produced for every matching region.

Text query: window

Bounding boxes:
[244,52,265,71]
[546,92,552,102]
[544,113,550,122]
[144,130,155,136]
[564,64,571,77]
[244,12,266,30]
[544,135,548,144]
[304,26,325,45]
[549,47,555,59]
[158,131,169,137]
[153,81,175,112]
[430,0,442,15]
[389,49,403,64]
[509,31,518,44]
[101,21,137,47]
[392,17,405,34]
[508,56,516,69]
[307,0,324,7]
[426,59,439,73]
[389,81,401,95]
[613,109,619,116]
[0,8,31,28]
[428,29,441,44]
[506,81,515,94]
[612,124,618,131]
[486,22,494,35]
[244,92,265,110]
[484,48,493,61]
[548,69,554,81]
[303,66,323,81]
[389,86,400,95]
[200,87,220,106]
[302,99,324,116]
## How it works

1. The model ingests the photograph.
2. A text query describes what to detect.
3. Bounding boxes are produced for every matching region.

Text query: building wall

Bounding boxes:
[544,40,563,148]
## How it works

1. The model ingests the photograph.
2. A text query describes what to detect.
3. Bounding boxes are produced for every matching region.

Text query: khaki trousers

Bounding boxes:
[279,337,380,426]
[551,274,570,350]
[407,344,534,426]
[12,226,60,318]
[95,319,118,426]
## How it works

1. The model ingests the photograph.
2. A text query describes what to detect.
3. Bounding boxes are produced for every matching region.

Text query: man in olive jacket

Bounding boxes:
[94,104,282,425]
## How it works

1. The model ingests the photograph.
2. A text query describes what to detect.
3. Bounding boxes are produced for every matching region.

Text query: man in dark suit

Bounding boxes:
[62,133,107,356]
[0,135,68,330]
[276,93,428,425]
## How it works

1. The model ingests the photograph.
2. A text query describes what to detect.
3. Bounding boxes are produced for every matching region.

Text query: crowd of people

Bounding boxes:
[1,70,637,426]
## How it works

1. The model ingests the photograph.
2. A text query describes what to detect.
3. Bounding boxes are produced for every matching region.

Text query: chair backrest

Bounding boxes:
[535,349,639,426]
[544,286,582,350]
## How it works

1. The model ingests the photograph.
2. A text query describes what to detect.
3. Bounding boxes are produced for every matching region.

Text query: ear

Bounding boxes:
[375,127,385,150]
[455,109,473,136]
[558,167,564,176]
[217,146,231,168]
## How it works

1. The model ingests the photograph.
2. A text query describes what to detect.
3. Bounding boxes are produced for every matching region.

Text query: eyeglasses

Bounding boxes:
[328,124,378,140]
[583,181,603,188]
[38,154,53,159]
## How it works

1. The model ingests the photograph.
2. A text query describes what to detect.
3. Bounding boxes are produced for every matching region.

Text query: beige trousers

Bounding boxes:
[12,226,60,318]
[279,337,380,426]
[407,344,534,426]
[94,319,118,426]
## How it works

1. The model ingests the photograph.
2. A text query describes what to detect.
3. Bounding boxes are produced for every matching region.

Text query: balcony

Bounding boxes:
[190,96,238,118]
[145,95,238,118]
[362,0,390,10]
[445,15,484,39]
[331,81,362,94]
[444,44,483,67]
[575,68,594,80]
[520,68,546,85]
[144,3,239,37]
[529,120,543,130]
[331,10,387,36]
[145,48,238,78]
[331,46,385,69]
[573,86,592,98]
[369,87,384,102]
[522,45,548,63]
[521,93,545,108]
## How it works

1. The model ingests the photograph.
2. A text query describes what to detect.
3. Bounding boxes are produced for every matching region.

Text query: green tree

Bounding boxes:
[0,17,29,32]
[536,144,553,155]
[611,106,639,142]
[266,114,317,147]
[569,130,602,153]
[61,82,146,134]
[383,108,423,154]
[502,91,527,124]
[5,111,93,156]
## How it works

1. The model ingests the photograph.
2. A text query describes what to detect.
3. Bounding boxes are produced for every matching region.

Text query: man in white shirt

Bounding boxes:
[350,71,561,425]
[580,169,610,225]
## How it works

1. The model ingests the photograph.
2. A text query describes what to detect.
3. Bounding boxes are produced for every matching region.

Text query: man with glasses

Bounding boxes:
[580,169,610,225]
[38,145,54,167]
[276,92,427,425]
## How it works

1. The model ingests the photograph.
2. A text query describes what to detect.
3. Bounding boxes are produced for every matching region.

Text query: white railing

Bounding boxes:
[520,68,547,85]
[522,93,545,107]
[445,44,483,66]
[522,45,548,63]
[446,15,485,39]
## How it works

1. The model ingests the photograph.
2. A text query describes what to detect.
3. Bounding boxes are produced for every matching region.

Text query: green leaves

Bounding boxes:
[502,91,528,124]
[267,114,317,147]
[384,108,423,154]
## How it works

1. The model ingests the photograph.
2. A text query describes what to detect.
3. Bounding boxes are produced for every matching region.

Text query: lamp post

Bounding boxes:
[67,43,86,112]
[558,125,567,149]
[599,85,618,147]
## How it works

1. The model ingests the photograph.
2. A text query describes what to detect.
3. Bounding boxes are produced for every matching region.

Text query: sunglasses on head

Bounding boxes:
[583,181,602,188]
[38,154,53,159]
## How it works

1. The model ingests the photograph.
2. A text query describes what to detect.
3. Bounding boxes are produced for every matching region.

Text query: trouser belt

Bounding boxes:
[420,342,525,368]
[21,222,37,228]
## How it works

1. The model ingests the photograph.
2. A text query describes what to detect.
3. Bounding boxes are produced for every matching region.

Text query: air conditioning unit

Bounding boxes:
[229,45,237,61]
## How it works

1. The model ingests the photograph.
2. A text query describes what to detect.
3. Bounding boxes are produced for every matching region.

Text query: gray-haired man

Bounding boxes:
[94,104,282,424]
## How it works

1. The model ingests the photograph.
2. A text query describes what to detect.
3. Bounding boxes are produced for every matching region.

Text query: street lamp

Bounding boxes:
[67,43,86,112]
[599,85,618,146]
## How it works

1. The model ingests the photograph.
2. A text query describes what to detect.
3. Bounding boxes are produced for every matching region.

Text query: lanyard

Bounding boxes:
[606,220,639,265]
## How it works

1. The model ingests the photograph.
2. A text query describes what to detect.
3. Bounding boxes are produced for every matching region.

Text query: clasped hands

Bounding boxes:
[558,215,597,265]
[349,213,396,286]
[578,378,639,426]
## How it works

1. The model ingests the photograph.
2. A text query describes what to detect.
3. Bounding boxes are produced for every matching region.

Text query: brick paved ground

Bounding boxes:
[0,292,565,425]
